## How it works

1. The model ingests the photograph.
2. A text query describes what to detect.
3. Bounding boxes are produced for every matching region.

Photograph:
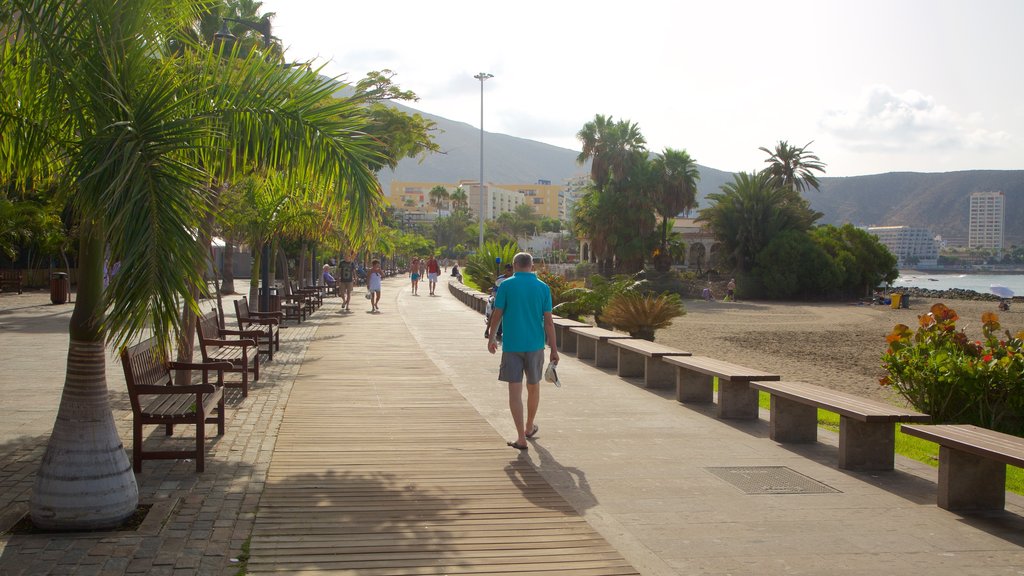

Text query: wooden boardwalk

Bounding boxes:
[247,289,638,575]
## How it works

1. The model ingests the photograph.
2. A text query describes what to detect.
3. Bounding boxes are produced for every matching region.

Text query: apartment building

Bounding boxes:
[867,226,939,266]
[968,191,1005,251]
[388,179,573,221]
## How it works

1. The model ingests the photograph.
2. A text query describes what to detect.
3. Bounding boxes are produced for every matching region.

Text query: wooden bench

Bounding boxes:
[119,337,231,473]
[234,296,280,361]
[552,318,590,353]
[196,310,259,397]
[568,326,633,368]
[663,356,780,419]
[610,339,691,389]
[901,424,1024,511]
[750,381,931,471]
[0,270,23,294]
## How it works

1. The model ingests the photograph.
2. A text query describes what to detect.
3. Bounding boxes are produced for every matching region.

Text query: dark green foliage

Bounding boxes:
[464,241,519,293]
[811,224,898,297]
[752,230,839,299]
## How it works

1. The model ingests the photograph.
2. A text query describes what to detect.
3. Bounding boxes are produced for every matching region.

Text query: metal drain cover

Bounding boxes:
[706,466,840,495]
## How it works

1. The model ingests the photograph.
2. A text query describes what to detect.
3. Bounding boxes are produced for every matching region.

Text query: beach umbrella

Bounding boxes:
[990,284,1014,299]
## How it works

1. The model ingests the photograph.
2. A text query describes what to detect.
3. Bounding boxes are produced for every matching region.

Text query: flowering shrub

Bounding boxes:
[881,303,1024,436]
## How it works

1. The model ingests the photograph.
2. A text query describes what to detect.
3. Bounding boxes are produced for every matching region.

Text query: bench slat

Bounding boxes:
[664,355,779,381]
[569,326,631,340]
[901,424,1024,467]
[751,381,930,423]
[610,339,690,357]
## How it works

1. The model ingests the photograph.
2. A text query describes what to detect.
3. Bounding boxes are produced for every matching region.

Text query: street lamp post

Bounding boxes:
[474,72,493,249]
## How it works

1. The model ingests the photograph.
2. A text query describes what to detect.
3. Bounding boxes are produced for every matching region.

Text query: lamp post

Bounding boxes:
[215,17,275,310]
[474,72,493,249]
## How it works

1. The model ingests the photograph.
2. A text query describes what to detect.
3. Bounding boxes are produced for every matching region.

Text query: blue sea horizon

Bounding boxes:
[895,272,1024,295]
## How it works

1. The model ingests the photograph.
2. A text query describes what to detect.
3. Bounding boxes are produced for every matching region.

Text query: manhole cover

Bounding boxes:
[706,466,840,495]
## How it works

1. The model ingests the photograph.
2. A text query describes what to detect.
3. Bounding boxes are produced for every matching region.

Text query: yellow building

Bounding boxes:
[388,179,569,221]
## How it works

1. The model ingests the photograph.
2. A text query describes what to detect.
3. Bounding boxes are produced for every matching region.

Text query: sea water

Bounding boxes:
[895,273,1024,295]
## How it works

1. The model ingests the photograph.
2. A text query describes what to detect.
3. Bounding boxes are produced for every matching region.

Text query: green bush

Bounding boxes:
[464,241,519,293]
[882,303,1024,436]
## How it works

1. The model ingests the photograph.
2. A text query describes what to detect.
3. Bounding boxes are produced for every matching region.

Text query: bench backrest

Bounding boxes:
[196,310,223,351]
[234,297,251,326]
[120,337,171,415]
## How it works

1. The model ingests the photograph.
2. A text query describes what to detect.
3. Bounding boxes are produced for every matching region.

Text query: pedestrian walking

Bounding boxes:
[426,255,441,296]
[368,259,383,312]
[338,256,355,311]
[409,257,420,295]
[486,252,559,450]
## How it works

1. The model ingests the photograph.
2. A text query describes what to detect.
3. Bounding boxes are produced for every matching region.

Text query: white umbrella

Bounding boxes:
[990,284,1015,299]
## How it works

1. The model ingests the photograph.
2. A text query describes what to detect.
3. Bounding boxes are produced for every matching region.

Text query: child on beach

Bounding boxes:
[368,259,383,312]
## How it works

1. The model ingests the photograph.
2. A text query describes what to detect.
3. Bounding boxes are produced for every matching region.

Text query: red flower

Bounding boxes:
[983,354,993,362]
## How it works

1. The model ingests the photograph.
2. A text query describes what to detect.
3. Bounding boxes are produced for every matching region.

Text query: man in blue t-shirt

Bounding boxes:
[486,252,559,450]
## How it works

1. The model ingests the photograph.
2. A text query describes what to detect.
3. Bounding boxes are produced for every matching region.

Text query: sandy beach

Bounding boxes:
[655,296,1024,405]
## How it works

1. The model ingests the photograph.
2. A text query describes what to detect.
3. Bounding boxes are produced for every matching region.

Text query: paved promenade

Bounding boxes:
[1,278,1023,574]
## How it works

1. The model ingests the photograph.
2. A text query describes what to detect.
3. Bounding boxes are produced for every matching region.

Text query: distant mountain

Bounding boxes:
[381,103,1024,246]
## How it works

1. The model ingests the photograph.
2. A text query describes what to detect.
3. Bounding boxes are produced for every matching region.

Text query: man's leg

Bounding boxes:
[507,381,526,444]
[525,382,540,434]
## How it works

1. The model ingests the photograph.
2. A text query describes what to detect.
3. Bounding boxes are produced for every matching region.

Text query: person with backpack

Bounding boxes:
[337,256,355,311]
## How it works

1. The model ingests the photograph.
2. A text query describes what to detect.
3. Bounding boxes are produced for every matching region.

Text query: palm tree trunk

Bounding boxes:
[222,238,236,295]
[249,246,261,310]
[174,208,217,385]
[30,220,138,530]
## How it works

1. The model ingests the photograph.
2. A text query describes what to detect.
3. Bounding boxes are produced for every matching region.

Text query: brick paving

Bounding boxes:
[0,283,328,575]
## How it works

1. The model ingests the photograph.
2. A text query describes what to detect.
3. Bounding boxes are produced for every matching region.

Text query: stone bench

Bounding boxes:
[568,326,632,368]
[552,317,590,353]
[750,381,930,471]
[900,424,1024,511]
[610,339,691,389]
[663,355,780,419]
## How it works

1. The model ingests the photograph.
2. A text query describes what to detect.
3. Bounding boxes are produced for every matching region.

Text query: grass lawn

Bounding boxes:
[748,386,1024,495]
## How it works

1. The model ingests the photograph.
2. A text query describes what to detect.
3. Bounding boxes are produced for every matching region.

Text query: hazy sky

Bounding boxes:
[262,0,1023,177]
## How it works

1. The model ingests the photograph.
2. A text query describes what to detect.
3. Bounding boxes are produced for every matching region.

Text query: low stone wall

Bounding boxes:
[901,286,1017,302]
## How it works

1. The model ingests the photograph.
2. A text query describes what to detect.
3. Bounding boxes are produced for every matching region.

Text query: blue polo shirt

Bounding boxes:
[493,271,552,352]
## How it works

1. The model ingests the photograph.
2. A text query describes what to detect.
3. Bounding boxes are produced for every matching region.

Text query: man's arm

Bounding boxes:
[543,312,559,363]
[486,308,504,354]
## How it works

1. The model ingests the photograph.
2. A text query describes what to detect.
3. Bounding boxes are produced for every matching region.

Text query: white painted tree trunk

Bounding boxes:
[29,339,138,530]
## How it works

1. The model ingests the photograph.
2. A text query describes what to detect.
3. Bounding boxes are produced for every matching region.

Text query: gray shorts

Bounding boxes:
[498,350,544,384]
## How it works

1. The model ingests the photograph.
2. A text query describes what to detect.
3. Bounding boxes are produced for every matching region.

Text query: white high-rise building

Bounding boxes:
[968,191,1005,251]
[867,226,939,267]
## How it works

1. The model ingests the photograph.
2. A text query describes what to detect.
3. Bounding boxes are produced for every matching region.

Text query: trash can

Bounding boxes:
[890,293,902,310]
[50,272,69,304]
[901,293,910,309]
[258,287,281,314]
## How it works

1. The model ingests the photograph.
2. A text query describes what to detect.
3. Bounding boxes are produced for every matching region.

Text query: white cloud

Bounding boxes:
[820,85,1012,151]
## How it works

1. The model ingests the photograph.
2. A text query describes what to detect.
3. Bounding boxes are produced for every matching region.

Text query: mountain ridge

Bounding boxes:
[379,102,1024,245]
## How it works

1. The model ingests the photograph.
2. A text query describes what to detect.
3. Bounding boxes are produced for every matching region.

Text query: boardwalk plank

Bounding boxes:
[247,286,638,575]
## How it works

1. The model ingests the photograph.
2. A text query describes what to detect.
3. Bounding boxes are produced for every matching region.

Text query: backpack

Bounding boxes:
[339,262,353,282]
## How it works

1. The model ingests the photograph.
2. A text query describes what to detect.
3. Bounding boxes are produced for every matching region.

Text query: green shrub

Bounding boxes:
[882,303,1024,436]
[600,291,685,341]
[464,241,519,293]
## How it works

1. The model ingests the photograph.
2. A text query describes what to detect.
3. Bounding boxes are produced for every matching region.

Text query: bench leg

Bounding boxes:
[133,421,143,473]
[677,369,713,403]
[717,379,759,420]
[577,336,596,361]
[562,331,578,355]
[645,358,675,389]
[595,341,617,368]
[839,417,894,470]
[937,446,1006,511]
[769,396,817,443]
[617,350,644,378]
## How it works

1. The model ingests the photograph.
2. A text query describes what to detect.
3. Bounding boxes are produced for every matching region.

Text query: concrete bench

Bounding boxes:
[663,355,780,419]
[900,424,1024,511]
[552,318,590,353]
[610,339,691,389]
[750,381,930,471]
[568,326,632,368]
[473,292,489,314]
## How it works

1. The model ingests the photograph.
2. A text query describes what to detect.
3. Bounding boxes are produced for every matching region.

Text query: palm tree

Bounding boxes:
[428,185,449,213]
[1,0,385,530]
[651,148,700,271]
[698,171,821,273]
[758,140,827,193]
[449,187,469,213]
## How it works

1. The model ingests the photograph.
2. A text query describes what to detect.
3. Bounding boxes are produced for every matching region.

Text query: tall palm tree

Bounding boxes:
[758,140,827,193]
[428,185,449,213]
[449,187,469,212]
[1,0,385,530]
[651,148,700,269]
[698,171,821,273]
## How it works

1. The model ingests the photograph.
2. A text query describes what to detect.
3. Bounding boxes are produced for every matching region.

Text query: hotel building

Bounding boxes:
[968,191,1005,251]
